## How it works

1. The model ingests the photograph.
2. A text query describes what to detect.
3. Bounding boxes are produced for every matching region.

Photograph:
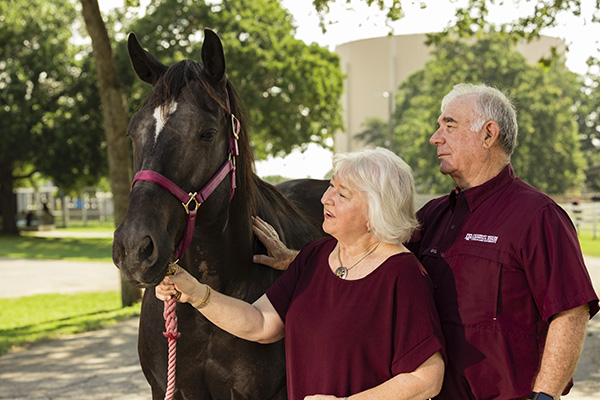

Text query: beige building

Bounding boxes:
[334,33,566,152]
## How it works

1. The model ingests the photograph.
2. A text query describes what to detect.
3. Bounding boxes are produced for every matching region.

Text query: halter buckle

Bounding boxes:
[182,192,201,214]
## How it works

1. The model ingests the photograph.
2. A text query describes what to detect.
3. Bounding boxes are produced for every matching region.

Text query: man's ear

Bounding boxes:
[482,120,500,149]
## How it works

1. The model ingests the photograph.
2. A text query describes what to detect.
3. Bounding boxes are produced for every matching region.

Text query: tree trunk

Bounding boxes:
[0,160,19,236]
[80,0,142,306]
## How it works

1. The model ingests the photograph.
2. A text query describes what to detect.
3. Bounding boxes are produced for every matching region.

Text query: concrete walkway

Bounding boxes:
[0,252,598,399]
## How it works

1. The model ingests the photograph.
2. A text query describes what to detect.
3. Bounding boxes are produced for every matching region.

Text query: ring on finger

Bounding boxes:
[175,290,182,301]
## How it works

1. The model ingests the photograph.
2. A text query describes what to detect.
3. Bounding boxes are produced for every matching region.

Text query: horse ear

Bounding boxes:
[201,28,226,83]
[127,32,168,86]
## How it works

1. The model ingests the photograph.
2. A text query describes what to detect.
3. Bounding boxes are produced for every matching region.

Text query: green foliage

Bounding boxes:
[0,291,140,355]
[575,59,600,191]
[0,236,113,261]
[355,117,389,148]
[117,0,344,158]
[0,0,107,192]
[311,1,600,45]
[388,33,586,194]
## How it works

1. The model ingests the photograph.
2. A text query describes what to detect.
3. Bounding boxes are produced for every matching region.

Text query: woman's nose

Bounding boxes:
[321,187,332,205]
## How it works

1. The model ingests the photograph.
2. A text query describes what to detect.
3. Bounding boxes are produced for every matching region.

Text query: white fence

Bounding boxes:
[563,202,600,239]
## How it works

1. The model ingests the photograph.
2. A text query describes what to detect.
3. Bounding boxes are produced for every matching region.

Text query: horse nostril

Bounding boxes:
[139,236,155,263]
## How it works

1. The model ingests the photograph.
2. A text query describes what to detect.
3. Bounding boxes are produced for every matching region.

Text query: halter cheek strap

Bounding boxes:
[131,89,240,261]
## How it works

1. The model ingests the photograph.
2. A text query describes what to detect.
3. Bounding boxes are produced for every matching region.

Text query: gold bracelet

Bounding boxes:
[194,284,212,309]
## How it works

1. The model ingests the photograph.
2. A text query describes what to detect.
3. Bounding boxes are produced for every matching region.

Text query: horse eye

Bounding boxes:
[199,129,217,141]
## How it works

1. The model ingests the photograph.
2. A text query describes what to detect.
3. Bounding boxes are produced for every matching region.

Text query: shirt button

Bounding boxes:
[441,253,446,258]
[450,224,456,230]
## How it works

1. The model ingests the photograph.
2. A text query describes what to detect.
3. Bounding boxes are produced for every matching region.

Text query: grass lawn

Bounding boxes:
[578,231,600,258]
[0,235,113,261]
[0,291,140,356]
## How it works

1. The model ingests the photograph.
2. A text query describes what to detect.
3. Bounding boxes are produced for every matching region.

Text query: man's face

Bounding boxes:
[430,94,487,185]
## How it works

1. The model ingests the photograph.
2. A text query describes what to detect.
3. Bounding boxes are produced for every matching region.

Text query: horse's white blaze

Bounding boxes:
[153,102,178,142]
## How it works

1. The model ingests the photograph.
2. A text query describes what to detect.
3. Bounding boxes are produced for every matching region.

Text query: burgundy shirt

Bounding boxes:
[407,164,599,400]
[266,237,444,400]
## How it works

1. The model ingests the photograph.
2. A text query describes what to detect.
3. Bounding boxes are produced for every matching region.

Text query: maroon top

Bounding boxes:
[267,237,444,400]
[407,164,599,400]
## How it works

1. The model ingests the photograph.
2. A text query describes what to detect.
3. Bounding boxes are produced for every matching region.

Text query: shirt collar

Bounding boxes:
[449,164,516,212]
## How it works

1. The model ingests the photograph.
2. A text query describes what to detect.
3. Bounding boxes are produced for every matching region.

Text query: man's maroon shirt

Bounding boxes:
[407,164,599,399]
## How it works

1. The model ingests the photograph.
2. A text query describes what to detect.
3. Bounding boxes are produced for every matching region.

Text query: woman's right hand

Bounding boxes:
[155,264,204,305]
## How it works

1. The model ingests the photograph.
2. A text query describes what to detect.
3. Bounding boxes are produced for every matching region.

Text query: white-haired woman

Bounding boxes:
[156,147,445,400]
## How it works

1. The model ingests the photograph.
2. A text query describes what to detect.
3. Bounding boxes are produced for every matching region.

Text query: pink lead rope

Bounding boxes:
[131,90,240,400]
[162,296,181,400]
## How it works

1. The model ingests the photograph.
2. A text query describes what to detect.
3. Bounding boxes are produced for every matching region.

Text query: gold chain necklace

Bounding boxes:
[335,241,381,279]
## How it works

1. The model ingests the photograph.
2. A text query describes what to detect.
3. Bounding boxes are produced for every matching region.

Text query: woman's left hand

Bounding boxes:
[304,395,342,400]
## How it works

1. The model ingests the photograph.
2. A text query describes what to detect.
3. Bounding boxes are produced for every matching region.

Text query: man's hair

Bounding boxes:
[333,147,418,244]
[442,83,518,156]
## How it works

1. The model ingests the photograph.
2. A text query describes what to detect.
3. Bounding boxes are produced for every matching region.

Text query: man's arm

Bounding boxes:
[532,304,590,398]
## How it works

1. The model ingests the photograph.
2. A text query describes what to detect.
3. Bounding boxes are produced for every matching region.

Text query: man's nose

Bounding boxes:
[430,129,443,146]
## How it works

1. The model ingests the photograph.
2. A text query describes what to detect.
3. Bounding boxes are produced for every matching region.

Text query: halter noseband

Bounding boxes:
[131,89,241,262]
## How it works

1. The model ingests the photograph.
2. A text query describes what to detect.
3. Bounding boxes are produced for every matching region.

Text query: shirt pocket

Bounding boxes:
[442,244,519,328]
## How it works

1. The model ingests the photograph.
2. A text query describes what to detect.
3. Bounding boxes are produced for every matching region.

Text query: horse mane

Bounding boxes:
[144,59,256,213]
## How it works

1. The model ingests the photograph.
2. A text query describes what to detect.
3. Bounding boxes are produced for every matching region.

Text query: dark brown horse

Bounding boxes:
[112,29,326,399]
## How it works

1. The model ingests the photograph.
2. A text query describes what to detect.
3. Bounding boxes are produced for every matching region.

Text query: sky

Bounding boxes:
[99,0,600,179]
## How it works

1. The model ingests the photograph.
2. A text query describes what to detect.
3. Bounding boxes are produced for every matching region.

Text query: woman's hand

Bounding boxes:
[155,264,204,305]
[252,216,298,270]
[304,395,343,400]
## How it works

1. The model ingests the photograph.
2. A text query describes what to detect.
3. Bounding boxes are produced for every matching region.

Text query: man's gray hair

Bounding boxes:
[333,147,418,244]
[442,83,518,155]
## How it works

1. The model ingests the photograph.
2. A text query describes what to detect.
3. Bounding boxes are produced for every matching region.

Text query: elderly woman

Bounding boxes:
[156,147,445,400]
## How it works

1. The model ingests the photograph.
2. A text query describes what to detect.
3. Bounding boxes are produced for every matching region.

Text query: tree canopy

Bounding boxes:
[312,0,600,42]
[0,0,106,233]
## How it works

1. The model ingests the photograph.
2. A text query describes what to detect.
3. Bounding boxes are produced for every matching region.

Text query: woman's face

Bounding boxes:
[321,173,369,241]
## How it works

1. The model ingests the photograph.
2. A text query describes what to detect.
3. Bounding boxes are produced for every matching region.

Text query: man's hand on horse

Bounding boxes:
[252,216,298,271]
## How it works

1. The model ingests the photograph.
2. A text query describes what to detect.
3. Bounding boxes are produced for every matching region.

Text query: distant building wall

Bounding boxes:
[334,33,566,153]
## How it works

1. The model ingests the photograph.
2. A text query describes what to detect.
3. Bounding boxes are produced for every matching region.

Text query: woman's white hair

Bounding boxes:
[332,147,418,244]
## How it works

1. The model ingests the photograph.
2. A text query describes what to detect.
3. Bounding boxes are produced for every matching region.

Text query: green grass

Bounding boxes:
[0,291,140,356]
[56,219,115,232]
[0,235,113,261]
[579,231,600,258]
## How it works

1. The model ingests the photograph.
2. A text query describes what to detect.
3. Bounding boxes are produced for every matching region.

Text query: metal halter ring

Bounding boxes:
[182,192,201,214]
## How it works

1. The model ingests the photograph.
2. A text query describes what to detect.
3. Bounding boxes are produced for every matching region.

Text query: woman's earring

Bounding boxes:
[367,226,372,233]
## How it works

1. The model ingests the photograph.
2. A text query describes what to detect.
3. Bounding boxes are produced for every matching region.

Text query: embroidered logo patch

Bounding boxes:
[464,233,498,243]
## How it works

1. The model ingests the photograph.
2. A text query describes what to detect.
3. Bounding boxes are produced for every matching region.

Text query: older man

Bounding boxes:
[254,83,598,400]
[407,83,598,399]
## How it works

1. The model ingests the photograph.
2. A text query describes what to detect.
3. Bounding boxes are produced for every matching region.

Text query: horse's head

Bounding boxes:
[112,29,252,287]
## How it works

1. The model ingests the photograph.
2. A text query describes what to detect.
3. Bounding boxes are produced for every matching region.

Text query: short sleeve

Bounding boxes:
[521,204,599,322]
[390,256,445,374]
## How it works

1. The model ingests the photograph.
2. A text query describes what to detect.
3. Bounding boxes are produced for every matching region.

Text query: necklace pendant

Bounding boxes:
[335,266,348,279]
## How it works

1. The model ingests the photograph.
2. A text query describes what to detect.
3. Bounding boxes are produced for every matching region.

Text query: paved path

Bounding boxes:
[0,252,598,399]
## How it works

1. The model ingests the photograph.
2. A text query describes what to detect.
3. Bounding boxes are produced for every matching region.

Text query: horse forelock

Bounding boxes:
[144,59,257,215]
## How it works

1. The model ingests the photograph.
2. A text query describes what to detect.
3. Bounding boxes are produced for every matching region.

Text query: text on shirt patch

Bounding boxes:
[464,233,498,243]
